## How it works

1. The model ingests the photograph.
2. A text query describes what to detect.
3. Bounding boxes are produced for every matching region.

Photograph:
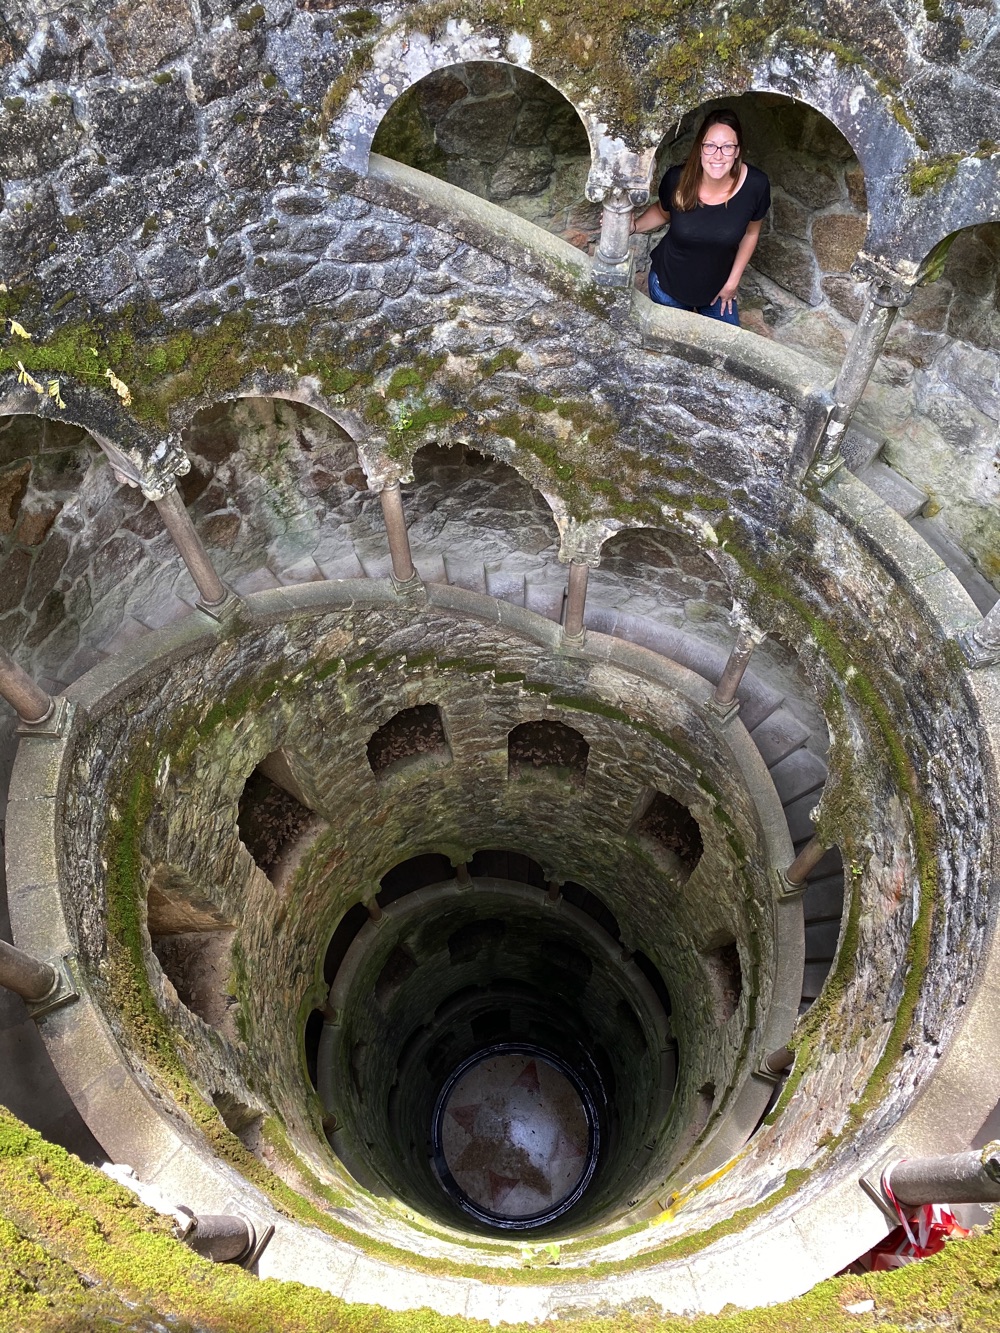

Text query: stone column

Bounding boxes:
[959,601,1000,668]
[151,486,229,611]
[586,146,652,290]
[596,189,634,265]
[783,835,829,891]
[885,1142,1000,1206]
[712,614,767,716]
[563,561,590,643]
[0,648,55,726]
[0,939,59,1004]
[802,262,915,482]
[379,481,417,585]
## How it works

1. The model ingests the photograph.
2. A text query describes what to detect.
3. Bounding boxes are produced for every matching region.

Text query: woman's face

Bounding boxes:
[699,124,741,181]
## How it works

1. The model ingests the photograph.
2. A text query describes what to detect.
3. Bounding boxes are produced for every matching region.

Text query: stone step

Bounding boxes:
[802,874,845,923]
[770,748,829,805]
[443,556,488,593]
[232,566,283,595]
[805,919,841,961]
[801,962,833,1001]
[356,551,393,580]
[317,552,367,580]
[909,516,998,615]
[101,616,154,656]
[485,565,527,606]
[751,708,813,767]
[412,552,447,584]
[524,578,565,621]
[784,790,820,843]
[855,460,928,520]
[274,556,326,585]
[841,421,885,470]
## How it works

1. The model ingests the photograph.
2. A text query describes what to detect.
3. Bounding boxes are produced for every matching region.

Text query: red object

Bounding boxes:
[865,1165,971,1271]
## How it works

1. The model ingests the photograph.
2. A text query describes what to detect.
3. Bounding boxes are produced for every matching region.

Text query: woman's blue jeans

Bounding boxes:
[648,269,740,327]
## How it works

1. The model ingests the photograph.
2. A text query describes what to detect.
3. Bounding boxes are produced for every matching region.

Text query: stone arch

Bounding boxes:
[585,523,735,645]
[638,56,921,273]
[403,441,562,602]
[0,372,187,495]
[370,59,597,245]
[179,395,377,584]
[326,27,596,178]
[640,91,871,354]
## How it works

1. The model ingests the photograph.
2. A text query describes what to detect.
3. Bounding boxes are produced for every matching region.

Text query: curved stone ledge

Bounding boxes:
[5,544,1000,1314]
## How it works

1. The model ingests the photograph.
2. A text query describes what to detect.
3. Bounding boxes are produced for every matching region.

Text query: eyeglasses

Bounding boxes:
[701,142,739,157]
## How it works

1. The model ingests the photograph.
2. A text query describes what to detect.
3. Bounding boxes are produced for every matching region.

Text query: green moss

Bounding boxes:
[3,96,25,112]
[236,2,266,30]
[152,71,173,84]
[262,72,279,89]
[908,153,962,196]
[479,347,522,376]
[140,214,159,239]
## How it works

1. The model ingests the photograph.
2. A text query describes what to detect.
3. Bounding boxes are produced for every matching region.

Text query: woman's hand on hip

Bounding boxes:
[713,281,740,316]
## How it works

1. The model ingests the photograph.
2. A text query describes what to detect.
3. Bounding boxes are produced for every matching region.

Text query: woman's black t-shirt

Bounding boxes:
[650,163,770,307]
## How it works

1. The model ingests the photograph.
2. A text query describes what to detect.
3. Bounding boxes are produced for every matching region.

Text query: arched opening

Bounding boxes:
[633,791,704,881]
[507,719,589,786]
[404,442,561,610]
[371,61,596,248]
[366,703,451,780]
[638,92,867,362]
[146,866,236,1031]
[378,853,457,907]
[180,397,373,586]
[237,757,316,881]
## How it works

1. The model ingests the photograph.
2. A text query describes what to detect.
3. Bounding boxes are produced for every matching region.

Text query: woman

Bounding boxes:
[633,109,770,327]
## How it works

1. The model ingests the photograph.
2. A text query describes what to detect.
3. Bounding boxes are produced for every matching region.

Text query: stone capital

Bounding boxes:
[357,438,412,494]
[849,253,919,308]
[92,434,191,501]
[550,507,624,566]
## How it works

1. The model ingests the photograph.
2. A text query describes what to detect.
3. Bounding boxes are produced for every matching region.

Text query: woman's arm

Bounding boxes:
[632,202,670,234]
[713,218,764,315]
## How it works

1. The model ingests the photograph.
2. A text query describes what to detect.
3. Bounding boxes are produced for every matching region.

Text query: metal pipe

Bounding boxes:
[810,283,899,470]
[366,901,384,923]
[181,1213,255,1264]
[784,835,829,888]
[886,1142,1000,1206]
[153,486,227,607]
[379,481,415,584]
[596,189,634,267]
[713,624,764,708]
[563,561,589,640]
[0,939,59,1004]
[0,647,54,725]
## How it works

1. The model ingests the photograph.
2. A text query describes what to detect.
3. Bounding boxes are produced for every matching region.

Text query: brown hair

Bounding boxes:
[672,109,743,212]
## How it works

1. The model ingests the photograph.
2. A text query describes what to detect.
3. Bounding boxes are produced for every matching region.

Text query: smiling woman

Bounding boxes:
[633,108,771,326]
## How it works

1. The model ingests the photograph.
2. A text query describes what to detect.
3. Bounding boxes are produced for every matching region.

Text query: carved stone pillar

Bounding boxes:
[151,485,230,612]
[563,561,590,643]
[379,481,417,585]
[804,260,915,482]
[958,600,1000,668]
[712,609,767,717]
